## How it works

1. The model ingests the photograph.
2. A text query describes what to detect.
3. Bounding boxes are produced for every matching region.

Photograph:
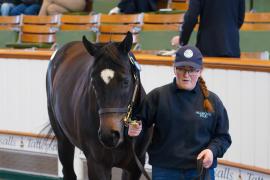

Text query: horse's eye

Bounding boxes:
[122,79,129,88]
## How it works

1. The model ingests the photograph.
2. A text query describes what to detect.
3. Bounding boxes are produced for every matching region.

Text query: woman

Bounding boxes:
[129,45,231,179]
[38,0,85,15]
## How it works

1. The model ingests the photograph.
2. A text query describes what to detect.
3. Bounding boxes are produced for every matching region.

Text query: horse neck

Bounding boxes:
[132,83,146,120]
[133,82,145,113]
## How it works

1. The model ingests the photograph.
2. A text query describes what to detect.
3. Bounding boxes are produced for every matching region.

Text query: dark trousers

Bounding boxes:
[10,3,40,15]
[152,166,215,180]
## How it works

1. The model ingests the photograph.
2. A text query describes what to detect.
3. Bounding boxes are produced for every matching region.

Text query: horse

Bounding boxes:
[46,32,152,180]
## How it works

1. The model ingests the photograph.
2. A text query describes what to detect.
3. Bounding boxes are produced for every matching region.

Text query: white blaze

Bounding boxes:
[100,69,115,84]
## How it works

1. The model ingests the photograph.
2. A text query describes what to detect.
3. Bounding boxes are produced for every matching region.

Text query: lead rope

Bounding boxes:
[125,53,151,180]
[178,158,209,180]
[192,158,210,180]
[131,139,151,180]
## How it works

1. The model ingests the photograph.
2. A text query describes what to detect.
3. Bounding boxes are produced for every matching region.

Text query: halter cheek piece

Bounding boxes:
[98,53,141,127]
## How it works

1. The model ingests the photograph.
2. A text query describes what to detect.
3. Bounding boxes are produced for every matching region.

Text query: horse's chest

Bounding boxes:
[89,144,130,165]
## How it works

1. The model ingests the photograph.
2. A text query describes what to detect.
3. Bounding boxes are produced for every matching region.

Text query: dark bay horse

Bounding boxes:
[46,32,152,180]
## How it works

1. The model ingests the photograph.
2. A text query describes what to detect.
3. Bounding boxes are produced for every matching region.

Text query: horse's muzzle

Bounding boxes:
[98,129,121,148]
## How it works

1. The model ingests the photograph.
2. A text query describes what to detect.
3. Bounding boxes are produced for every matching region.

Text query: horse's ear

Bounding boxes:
[82,36,97,56]
[119,31,133,54]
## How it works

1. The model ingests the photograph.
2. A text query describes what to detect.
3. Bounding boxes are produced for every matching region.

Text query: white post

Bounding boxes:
[74,147,84,180]
[57,148,84,179]
[58,158,63,177]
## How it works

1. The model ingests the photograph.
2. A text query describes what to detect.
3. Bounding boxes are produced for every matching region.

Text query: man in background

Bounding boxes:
[171,0,245,57]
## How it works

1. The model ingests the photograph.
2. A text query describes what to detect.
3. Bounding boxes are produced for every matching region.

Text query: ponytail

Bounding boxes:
[198,77,214,113]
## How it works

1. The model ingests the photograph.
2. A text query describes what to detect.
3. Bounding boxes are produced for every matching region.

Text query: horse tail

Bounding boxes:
[38,121,55,147]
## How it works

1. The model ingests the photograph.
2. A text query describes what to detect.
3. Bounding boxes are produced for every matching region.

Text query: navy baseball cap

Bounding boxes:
[174,45,203,69]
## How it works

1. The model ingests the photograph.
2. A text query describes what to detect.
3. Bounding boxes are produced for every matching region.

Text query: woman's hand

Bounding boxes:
[128,120,142,137]
[197,149,213,168]
[109,6,120,15]
[171,36,180,46]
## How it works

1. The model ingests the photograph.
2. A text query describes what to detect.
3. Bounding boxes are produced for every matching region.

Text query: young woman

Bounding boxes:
[129,45,231,180]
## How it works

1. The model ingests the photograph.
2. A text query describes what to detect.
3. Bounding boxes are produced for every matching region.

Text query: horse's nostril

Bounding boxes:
[111,130,120,142]
[98,130,121,148]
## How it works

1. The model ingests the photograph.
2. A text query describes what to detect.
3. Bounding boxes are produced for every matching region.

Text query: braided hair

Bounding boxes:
[198,76,214,113]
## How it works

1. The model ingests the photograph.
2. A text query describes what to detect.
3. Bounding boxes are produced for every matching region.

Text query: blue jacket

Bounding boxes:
[180,0,245,57]
[137,79,231,169]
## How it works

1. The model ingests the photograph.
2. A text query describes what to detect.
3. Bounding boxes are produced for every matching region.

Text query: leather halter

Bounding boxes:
[98,53,140,127]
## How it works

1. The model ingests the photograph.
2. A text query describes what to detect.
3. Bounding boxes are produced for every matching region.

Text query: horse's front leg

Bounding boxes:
[57,136,77,180]
[121,155,147,180]
[86,157,112,180]
[121,169,141,180]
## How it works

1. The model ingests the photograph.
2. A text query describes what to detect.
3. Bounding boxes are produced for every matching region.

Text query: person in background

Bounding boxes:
[0,0,19,16]
[10,0,41,15]
[109,0,158,14]
[38,0,85,15]
[171,0,245,57]
[128,45,232,179]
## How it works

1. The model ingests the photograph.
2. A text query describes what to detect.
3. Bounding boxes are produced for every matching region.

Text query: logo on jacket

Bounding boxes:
[196,111,212,119]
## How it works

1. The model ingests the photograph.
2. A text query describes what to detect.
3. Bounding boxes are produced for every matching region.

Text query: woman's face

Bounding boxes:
[174,66,202,90]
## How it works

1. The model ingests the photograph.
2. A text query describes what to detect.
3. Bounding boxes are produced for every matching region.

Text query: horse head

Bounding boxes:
[82,32,138,148]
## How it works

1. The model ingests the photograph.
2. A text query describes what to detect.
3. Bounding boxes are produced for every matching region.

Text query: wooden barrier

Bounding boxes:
[0,49,270,72]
